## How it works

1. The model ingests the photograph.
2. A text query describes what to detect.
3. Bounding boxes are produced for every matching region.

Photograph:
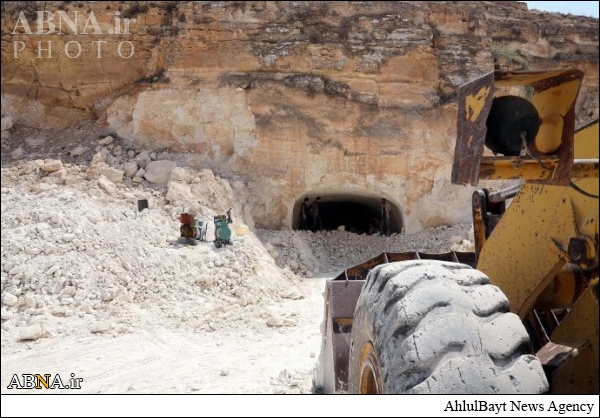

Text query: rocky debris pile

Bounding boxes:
[0,152,303,348]
[1,130,474,353]
[257,224,474,276]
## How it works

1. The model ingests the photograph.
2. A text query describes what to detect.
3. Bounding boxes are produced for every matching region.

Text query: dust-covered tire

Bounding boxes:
[348,260,549,394]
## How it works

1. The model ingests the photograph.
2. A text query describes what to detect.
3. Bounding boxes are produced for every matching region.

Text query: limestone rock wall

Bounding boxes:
[2,1,598,231]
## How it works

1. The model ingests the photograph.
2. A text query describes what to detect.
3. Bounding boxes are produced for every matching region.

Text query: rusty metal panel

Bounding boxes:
[332,332,351,393]
[344,253,388,281]
[417,251,460,262]
[453,251,476,267]
[452,71,495,186]
[537,341,583,369]
[385,252,420,263]
[387,250,475,267]
[326,280,365,392]
[328,280,365,321]
[332,271,348,281]
[336,251,478,280]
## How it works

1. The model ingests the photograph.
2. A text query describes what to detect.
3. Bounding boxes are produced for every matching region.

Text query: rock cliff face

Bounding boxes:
[1,1,598,231]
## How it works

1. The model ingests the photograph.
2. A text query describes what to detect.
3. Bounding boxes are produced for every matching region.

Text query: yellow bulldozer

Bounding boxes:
[317,69,599,394]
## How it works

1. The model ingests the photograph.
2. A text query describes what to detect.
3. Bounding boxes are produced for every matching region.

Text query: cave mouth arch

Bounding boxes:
[292,193,403,235]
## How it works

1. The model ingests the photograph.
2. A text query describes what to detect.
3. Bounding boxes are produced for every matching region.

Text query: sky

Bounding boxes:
[523,1,599,18]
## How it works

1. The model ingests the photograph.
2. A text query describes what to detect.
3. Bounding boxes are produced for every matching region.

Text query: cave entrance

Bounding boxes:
[292,193,403,235]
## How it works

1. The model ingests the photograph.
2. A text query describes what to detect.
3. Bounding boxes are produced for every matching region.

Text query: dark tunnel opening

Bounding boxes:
[292,194,403,235]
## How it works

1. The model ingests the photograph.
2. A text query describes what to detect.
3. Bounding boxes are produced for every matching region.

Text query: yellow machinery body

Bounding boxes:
[453,70,599,394]
[320,70,598,395]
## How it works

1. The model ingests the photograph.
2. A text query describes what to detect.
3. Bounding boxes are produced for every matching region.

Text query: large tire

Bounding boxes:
[348,260,549,394]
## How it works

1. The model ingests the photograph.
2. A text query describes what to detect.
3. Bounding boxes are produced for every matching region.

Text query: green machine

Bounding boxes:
[213,215,232,248]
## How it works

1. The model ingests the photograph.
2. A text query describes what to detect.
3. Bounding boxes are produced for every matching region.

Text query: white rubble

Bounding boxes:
[1,135,474,394]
